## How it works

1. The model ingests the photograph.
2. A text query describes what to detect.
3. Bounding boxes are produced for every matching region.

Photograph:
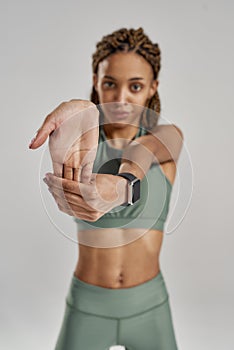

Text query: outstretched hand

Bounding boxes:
[29,99,99,183]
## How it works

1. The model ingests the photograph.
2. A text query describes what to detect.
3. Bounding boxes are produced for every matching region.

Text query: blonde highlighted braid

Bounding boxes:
[90,27,161,130]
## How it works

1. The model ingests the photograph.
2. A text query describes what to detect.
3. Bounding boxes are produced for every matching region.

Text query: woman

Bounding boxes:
[30,27,183,350]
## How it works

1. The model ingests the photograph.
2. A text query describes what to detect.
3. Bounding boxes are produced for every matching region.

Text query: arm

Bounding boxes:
[44,124,183,218]
[147,124,184,164]
[118,124,184,180]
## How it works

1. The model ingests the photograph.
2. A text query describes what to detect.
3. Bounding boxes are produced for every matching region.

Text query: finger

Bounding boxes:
[49,185,95,218]
[29,101,98,150]
[50,190,75,216]
[62,127,98,182]
[29,123,56,149]
[57,201,94,220]
[57,204,75,216]
[45,173,86,195]
[29,101,68,149]
[52,161,63,178]
[63,164,73,180]
[58,204,75,216]
[47,176,98,212]
[73,167,82,182]
[78,147,98,183]
[50,182,97,211]
[49,184,87,208]
[63,147,95,172]
[58,200,97,220]
[63,149,90,182]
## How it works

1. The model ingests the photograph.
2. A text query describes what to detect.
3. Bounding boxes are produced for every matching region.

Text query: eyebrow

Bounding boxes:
[103,75,145,81]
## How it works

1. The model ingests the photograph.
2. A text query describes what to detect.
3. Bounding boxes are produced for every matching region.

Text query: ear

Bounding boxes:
[93,73,98,91]
[148,80,159,99]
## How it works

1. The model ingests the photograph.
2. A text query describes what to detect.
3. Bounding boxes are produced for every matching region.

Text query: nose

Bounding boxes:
[114,87,129,104]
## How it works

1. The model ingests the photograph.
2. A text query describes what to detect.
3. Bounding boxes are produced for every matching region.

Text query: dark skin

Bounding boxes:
[31,51,183,288]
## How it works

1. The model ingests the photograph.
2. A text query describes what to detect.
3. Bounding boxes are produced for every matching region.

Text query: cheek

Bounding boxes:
[97,90,114,104]
[132,93,148,106]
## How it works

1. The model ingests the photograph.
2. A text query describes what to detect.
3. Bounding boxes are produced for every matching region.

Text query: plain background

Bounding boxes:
[1,0,233,349]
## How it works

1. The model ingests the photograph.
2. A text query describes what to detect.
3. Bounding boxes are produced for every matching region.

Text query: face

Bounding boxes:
[93,51,158,127]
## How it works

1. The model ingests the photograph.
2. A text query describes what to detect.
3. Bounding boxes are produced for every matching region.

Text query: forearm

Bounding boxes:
[118,142,154,180]
[118,124,183,180]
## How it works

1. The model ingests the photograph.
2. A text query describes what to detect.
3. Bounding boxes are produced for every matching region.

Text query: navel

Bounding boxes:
[118,271,124,283]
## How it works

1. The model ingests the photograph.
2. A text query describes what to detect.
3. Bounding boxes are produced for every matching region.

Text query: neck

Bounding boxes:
[103,123,139,140]
[102,120,141,149]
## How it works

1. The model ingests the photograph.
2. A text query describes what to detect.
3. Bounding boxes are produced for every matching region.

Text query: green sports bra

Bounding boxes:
[73,124,173,232]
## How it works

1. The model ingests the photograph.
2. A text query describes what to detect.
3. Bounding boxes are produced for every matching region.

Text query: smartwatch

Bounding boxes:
[116,172,140,206]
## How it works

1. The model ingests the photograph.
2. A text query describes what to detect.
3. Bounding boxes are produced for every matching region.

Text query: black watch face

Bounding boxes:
[133,179,140,203]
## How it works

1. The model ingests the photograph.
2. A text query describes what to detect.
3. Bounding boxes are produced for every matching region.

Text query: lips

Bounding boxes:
[111,109,130,116]
[113,111,129,116]
[112,112,129,120]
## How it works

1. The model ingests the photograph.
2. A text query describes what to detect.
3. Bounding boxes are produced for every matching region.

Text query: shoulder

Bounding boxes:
[147,123,184,139]
[152,124,184,139]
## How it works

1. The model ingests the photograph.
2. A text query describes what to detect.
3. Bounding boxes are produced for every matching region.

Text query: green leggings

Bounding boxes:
[54,270,178,350]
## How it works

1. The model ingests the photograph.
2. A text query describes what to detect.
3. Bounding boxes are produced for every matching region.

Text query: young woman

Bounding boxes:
[29,27,183,350]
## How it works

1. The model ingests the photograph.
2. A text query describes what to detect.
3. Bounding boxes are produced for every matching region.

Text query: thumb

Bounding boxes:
[28,123,55,149]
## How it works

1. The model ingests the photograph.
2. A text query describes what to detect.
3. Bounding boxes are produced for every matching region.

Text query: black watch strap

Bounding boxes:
[116,172,140,206]
[117,172,137,182]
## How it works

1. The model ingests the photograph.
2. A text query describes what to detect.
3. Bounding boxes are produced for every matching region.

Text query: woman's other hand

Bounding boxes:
[43,172,128,221]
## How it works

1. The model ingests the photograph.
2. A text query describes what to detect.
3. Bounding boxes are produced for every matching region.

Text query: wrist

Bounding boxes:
[118,161,146,180]
[114,176,129,206]
[115,172,141,206]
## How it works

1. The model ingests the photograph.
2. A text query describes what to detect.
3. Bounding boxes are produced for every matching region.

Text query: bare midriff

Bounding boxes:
[74,161,176,289]
[74,227,164,289]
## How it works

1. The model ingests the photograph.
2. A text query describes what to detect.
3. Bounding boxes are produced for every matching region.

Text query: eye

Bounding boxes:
[131,83,143,92]
[103,81,115,88]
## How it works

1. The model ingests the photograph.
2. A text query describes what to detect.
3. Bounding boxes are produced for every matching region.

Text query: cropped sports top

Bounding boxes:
[73,124,172,232]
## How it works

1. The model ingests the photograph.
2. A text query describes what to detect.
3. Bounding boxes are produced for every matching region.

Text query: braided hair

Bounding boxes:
[90,27,161,130]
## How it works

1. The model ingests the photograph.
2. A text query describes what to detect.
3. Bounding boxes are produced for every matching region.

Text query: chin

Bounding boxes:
[109,121,128,128]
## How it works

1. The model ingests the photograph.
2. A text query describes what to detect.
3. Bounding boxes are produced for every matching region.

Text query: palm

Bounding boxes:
[48,105,99,183]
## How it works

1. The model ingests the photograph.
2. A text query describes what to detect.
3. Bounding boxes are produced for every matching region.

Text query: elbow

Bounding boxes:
[172,124,184,140]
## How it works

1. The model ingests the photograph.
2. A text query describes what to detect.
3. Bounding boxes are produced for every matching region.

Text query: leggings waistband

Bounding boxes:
[66,270,169,318]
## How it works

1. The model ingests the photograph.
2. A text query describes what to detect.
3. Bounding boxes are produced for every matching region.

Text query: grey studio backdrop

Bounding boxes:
[1,1,233,349]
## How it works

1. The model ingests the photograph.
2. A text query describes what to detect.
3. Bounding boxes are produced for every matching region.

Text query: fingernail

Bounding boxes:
[45,173,51,180]
[29,137,36,148]
[28,130,39,148]
[43,177,48,184]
